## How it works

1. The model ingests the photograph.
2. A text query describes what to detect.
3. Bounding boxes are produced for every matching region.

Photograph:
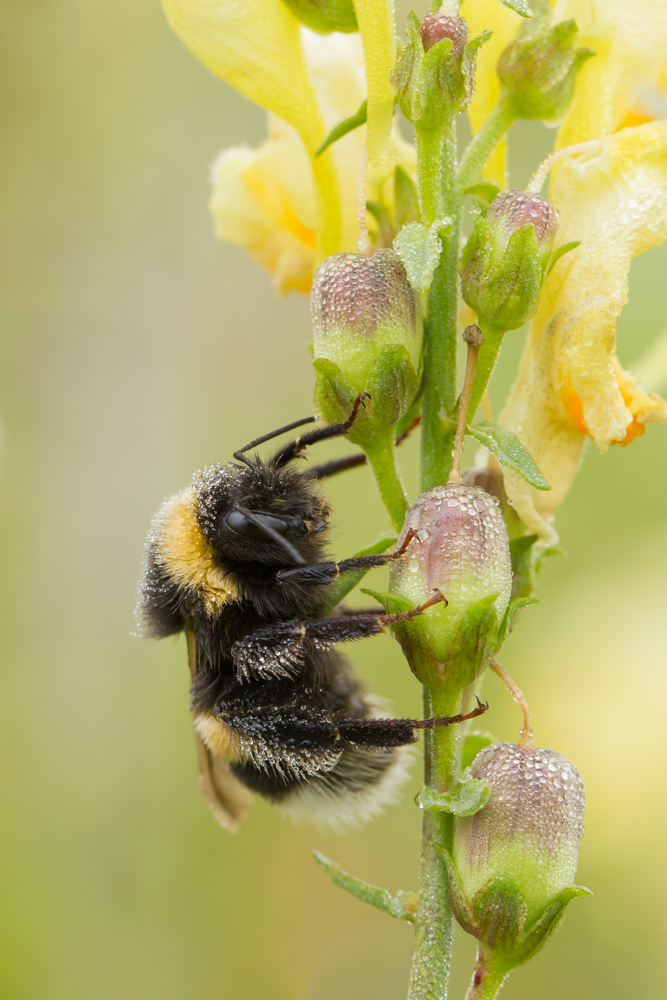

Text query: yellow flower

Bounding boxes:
[162,0,343,257]
[552,0,667,146]
[209,32,416,294]
[498,122,667,541]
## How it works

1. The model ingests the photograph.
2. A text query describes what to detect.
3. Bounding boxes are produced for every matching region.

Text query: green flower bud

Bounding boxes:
[311,250,423,440]
[388,484,512,691]
[391,12,487,129]
[444,743,589,976]
[455,743,585,924]
[460,189,558,332]
[278,0,357,34]
[498,18,594,125]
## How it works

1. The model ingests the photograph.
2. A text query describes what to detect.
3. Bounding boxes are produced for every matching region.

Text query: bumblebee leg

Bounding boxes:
[277,529,419,588]
[335,699,489,748]
[307,415,421,480]
[271,393,369,467]
[231,591,446,681]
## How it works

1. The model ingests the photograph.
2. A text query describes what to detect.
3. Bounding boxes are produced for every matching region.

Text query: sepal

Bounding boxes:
[437,850,591,971]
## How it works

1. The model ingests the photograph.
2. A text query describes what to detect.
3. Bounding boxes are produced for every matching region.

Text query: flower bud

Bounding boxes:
[455,744,585,925]
[311,250,423,439]
[498,18,594,125]
[388,484,512,691]
[419,13,468,57]
[391,11,484,128]
[460,189,558,331]
[279,0,357,34]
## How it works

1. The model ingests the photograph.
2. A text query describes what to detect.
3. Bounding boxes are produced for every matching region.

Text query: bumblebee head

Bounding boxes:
[193,460,331,567]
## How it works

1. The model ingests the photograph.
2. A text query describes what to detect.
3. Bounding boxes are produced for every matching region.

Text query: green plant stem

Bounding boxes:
[420,124,459,491]
[415,125,447,225]
[464,951,508,1000]
[458,98,514,191]
[408,687,464,1000]
[467,321,506,420]
[364,439,410,532]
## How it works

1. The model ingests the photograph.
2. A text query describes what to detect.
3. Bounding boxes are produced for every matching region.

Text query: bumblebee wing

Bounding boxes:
[192,723,252,832]
[186,630,252,833]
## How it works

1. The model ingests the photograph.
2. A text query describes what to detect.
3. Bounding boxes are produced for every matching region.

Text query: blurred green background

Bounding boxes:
[1,2,666,998]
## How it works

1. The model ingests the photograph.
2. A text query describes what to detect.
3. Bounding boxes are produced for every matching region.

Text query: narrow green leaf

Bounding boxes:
[513,885,593,966]
[315,99,367,158]
[313,851,417,923]
[418,772,490,816]
[320,537,396,614]
[496,0,533,17]
[469,420,551,491]
[547,240,581,275]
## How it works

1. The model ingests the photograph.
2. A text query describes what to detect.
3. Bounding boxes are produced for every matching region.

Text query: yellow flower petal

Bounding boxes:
[209,33,417,293]
[162,0,344,258]
[209,117,317,295]
[462,0,523,186]
[162,0,325,151]
[352,0,397,175]
[498,121,667,540]
[554,0,667,147]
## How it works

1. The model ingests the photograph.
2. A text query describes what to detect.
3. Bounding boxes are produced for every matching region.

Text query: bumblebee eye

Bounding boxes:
[225,510,289,540]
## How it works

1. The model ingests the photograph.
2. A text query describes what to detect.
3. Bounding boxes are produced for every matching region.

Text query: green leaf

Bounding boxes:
[547,240,581,275]
[313,851,417,923]
[462,730,498,770]
[464,181,501,203]
[496,0,533,17]
[418,772,490,816]
[469,421,551,491]
[315,99,367,157]
[320,536,396,614]
[393,221,448,292]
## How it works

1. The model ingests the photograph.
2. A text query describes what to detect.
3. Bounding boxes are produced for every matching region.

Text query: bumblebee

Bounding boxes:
[136,397,485,832]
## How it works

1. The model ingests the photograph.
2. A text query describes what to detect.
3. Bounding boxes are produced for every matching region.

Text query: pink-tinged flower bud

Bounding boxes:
[454,743,585,925]
[460,189,558,332]
[391,11,486,129]
[388,484,512,691]
[311,250,423,438]
[419,13,469,57]
[486,189,557,246]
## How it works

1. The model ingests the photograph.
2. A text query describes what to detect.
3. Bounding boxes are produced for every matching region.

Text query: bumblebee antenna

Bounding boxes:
[234,416,316,468]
